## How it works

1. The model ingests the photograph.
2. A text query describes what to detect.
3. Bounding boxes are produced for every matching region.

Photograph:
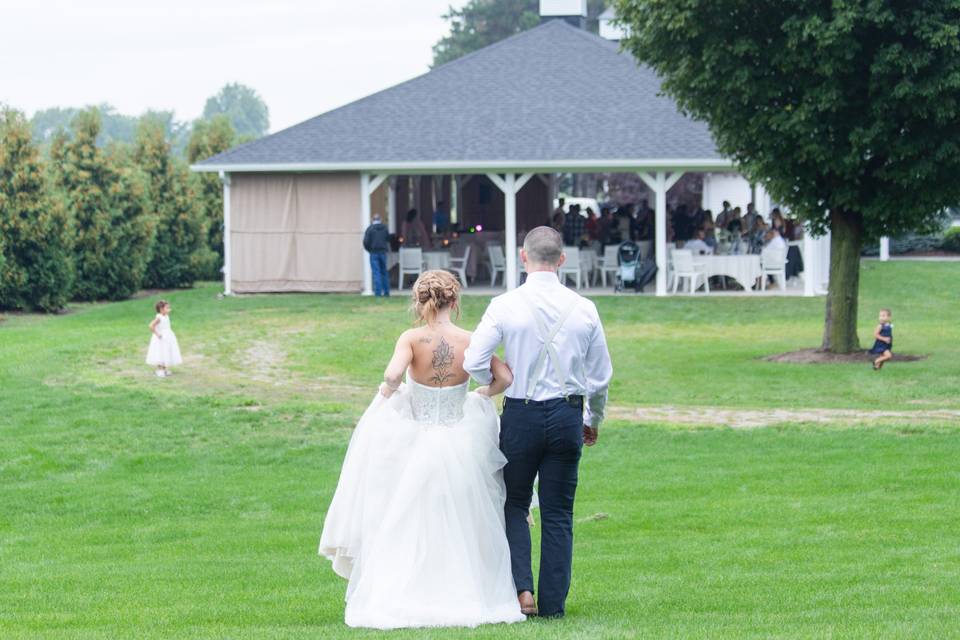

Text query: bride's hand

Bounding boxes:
[474,385,492,397]
[379,382,396,398]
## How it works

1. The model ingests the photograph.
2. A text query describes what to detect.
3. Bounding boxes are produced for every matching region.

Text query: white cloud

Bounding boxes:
[0,0,457,131]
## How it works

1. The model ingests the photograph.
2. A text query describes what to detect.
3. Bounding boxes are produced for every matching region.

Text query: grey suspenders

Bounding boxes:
[521,293,577,401]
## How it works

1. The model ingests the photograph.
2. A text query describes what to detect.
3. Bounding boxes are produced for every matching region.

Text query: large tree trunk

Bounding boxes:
[822,209,864,353]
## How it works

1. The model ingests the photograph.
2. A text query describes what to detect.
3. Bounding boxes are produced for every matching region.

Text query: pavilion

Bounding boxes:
[192,17,828,296]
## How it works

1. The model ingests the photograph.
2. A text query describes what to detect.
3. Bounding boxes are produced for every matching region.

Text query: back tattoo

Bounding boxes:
[430,337,455,385]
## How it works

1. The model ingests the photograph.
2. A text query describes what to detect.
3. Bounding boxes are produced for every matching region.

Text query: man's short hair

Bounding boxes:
[523,226,563,266]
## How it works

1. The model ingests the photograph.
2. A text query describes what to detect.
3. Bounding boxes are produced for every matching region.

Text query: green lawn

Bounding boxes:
[1,261,959,638]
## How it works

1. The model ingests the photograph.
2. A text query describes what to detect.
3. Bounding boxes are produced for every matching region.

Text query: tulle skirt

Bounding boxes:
[145,331,182,366]
[319,385,525,629]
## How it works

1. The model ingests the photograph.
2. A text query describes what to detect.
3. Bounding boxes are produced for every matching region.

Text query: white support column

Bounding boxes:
[486,173,523,290]
[387,178,397,234]
[359,173,388,295]
[803,222,816,297]
[879,236,890,262]
[638,170,684,296]
[504,174,518,290]
[360,173,373,295]
[219,171,232,295]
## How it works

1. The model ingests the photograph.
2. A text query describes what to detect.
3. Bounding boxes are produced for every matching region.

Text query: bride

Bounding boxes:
[319,270,526,629]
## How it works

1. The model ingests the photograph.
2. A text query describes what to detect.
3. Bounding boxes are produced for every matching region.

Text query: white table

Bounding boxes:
[422,251,451,270]
[697,255,762,289]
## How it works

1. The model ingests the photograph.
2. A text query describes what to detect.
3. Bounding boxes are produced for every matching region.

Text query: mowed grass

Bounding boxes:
[1,261,959,639]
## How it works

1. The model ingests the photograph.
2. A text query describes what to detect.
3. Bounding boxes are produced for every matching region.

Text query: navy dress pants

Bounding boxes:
[500,395,583,617]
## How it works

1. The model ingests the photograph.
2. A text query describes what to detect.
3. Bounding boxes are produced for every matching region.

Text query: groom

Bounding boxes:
[464,226,613,618]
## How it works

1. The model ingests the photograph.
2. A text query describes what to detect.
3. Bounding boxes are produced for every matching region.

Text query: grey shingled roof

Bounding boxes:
[195,20,723,170]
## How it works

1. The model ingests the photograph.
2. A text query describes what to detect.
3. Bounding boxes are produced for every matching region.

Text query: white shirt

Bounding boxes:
[684,239,713,255]
[766,234,787,252]
[464,271,613,427]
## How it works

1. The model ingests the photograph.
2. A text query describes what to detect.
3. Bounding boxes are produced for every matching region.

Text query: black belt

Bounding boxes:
[504,395,583,407]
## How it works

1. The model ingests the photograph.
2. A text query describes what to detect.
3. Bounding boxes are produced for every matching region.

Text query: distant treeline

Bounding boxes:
[29,82,269,156]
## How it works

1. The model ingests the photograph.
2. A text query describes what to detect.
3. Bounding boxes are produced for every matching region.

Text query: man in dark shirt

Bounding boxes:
[363,213,391,297]
[432,201,449,234]
[563,204,585,246]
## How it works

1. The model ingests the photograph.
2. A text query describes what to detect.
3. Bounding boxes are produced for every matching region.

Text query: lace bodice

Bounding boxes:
[407,378,468,425]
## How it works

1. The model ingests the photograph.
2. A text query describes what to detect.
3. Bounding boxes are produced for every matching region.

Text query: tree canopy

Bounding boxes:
[432,0,612,67]
[616,0,960,351]
[202,83,270,140]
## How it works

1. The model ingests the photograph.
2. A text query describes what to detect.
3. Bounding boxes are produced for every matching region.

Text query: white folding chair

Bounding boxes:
[397,247,423,290]
[671,249,709,293]
[559,246,583,289]
[599,244,620,287]
[760,247,788,291]
[449,244,471,289]
[486,245,506,287]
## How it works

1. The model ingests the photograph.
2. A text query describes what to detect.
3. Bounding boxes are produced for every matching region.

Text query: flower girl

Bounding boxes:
[146,300,182,377]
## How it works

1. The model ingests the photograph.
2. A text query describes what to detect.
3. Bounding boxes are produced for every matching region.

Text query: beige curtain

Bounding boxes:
[230,172,363,293]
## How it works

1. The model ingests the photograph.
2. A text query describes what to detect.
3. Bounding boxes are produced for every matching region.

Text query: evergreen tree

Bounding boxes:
[51,108,155,301]
[187,115,237,279]
[0,109,74,311]
[135,116,207,289]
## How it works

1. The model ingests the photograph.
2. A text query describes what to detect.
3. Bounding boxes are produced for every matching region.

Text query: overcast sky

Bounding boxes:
[0,0,459,132]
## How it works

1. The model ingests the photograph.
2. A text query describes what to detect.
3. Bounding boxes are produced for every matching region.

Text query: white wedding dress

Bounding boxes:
[319,378,525,629]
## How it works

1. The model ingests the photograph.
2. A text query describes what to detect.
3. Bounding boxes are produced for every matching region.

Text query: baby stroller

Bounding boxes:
[615,241,657,293]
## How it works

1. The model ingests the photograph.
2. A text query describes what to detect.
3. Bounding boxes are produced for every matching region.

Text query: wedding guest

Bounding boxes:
[432,200,449,234]
[716,200,733,228]
[402,208,432,249]
[701,211,717,248]
[598,207,615,245]
[871,308,894,370]
[363,213,391,297]
[743,202,759,231]
[764,227,787,252]
[146,300,182,378]
[749,218,770,254]
[585,207,599,242]
[770,208,786,235]
[685,229,714,255]
[563,204,585,246]
[552,198,566,233]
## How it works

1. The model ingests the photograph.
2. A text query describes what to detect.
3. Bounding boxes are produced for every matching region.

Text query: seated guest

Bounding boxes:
[564,204,585,246]
[401,208,432,249]
[702,213,717,248]
[685,229,714,255]
[748,218,769,254]
[764,227,787,252]
[725,206,743,234]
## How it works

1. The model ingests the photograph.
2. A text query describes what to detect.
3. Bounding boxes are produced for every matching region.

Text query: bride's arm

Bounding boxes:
[477,355,513,397]
[380,331,413,398]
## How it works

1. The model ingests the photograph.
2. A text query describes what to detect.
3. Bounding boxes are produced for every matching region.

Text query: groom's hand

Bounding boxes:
[583,425,598,447]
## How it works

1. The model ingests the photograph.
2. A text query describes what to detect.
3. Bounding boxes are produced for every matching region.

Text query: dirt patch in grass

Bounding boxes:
[763,348,927,364]
[608,404,960,428]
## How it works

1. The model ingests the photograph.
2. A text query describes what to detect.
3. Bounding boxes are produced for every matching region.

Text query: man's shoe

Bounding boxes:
[518,591,537,616]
